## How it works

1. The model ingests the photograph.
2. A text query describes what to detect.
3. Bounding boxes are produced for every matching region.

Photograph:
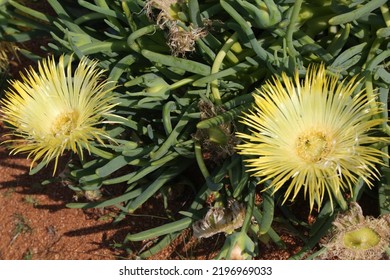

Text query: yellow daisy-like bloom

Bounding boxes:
[236,64,388,211]
[0,55,118,173]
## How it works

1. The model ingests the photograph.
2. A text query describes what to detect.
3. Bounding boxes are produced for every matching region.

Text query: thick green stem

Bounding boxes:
[211,32,239,105]
[89,145,115,160]
[127,25,157,53]
[241,185,255,233]
[194,142,210,179]
[380,3,390,26]
[220,0,271,62]
[364,38,390,132]
[169,74,201,90]
[332,188,348,211]
[286,0,303,57]
[329,0,388,25]
[78,41,130,55]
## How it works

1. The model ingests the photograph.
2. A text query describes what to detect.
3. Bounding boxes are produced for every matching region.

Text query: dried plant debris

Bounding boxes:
[167,24,207,56]
[194,100,238,163]
[192,200,246,239]
[319,202,390,260]
[145,0,207,56]
[0,42,19,71]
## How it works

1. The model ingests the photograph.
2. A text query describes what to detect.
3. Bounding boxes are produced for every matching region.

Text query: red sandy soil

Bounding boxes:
[0,124,216,259]
[0,121,304,260]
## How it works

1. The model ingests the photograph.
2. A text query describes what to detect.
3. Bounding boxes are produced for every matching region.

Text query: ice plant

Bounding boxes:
[236,64,388,211]
[319,203,390,260]
[0,55,118,173]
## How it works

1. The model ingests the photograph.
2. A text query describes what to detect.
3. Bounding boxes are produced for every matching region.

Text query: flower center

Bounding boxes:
[296,129,333,163]
[51,111,79,136]
[343,227,381,250]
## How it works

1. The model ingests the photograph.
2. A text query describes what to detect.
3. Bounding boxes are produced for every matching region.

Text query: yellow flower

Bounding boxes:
[236,64,388,211]
[1,55,118,173]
